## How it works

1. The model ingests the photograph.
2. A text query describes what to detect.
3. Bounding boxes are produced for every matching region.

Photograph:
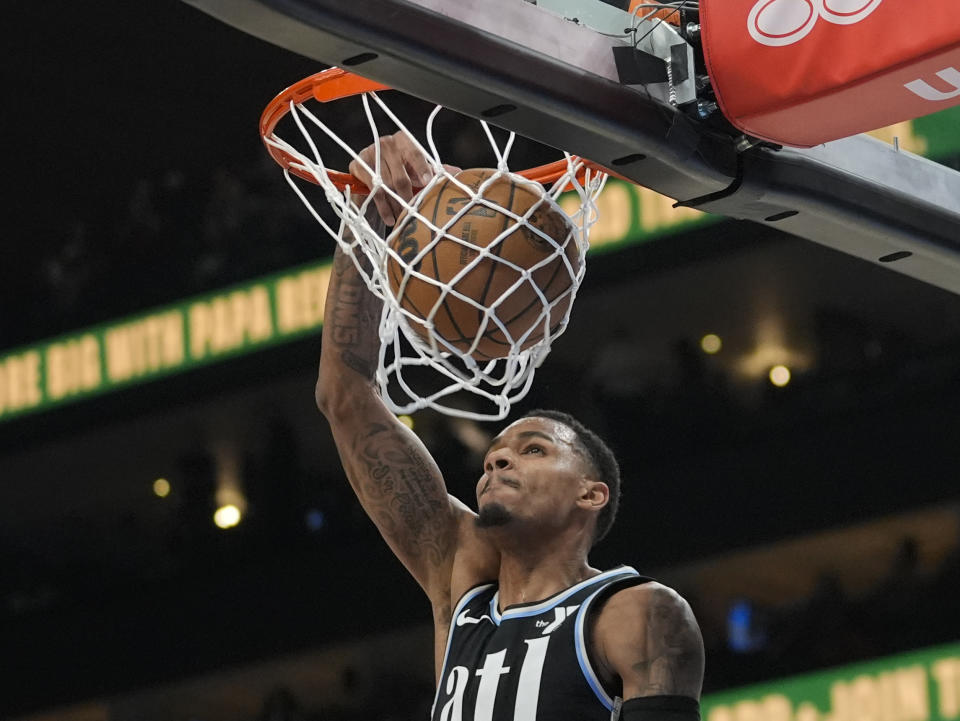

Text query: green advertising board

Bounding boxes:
[704,643,960,721]
[2,106,958,423]
[0,262,333,423]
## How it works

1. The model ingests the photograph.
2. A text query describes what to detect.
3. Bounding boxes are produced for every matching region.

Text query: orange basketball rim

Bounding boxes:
[259,68,612,194]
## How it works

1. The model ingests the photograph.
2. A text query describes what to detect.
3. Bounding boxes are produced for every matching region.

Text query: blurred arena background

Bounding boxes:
[3,1,960,719]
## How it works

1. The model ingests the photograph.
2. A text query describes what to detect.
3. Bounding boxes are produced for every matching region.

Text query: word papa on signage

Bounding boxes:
[0,263,333,422]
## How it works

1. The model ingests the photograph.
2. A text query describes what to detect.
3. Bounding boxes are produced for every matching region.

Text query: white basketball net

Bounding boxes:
[264,88,606,420]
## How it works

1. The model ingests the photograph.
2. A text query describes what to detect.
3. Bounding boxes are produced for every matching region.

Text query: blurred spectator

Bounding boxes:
[258,686,309,721]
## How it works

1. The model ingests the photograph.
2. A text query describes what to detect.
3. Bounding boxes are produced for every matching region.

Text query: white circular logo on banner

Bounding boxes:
[748,0,882,46]
[820,0,883,24]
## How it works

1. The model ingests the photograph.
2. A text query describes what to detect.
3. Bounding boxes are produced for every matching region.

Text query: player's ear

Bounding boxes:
[578,480,609,511]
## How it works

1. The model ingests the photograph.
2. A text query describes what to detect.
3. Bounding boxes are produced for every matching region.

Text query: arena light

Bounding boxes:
[398,414,415,430]
[769,365,792,387]
[213,504,242,529]
[736,314,811,380]
[153,478,171,498]
[700,334,722,354]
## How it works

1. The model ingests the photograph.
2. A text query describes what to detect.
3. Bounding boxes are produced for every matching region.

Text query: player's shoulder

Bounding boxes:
[446,495,500,604]
[594,580,695,635]
[592,580,704,698]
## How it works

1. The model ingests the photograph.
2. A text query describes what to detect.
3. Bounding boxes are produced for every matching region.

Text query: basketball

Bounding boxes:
[386,169,580,360]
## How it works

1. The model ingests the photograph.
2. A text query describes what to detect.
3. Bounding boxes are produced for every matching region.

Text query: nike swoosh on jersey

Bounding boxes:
[456,609,493,626]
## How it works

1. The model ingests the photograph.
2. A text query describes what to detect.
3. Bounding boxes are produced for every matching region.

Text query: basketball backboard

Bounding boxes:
[183,0,960,295]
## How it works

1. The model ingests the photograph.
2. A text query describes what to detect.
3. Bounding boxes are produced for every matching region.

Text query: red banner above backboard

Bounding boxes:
[700,0,960,147]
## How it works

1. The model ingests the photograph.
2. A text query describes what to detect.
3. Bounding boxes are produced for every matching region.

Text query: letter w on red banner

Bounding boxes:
[700,0,960,147]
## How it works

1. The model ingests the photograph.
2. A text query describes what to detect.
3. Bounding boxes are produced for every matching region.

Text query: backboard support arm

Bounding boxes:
[183,0,960,295]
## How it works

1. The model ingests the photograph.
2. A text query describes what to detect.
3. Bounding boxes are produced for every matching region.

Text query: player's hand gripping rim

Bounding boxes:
[348,131,460,227]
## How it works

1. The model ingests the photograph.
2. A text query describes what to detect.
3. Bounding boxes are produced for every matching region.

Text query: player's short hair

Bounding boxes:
[522,409,621,545]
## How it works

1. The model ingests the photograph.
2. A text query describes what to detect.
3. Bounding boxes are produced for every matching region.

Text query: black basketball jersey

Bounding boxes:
[431,566,649,721]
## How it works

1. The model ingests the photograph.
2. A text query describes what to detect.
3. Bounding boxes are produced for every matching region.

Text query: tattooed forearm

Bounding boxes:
[318,215,457,591]
[632,588,704,697]
[326,248,382,382]
[350,423,453,569]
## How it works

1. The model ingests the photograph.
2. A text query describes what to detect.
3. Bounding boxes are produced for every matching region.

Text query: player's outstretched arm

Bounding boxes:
[593,582,705,707]
[317,132,494,614]
[316,239,461,600]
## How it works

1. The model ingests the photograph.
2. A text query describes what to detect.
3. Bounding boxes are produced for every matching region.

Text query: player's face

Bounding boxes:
[476,417,592,531]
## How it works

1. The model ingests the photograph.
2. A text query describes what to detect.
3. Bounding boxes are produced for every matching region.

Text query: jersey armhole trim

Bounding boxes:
[574,574,653,712]
[432,582,496,717]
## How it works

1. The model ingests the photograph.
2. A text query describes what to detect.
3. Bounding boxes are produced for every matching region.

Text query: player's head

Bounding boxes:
[476,409,621,547]
[525,409,621,544]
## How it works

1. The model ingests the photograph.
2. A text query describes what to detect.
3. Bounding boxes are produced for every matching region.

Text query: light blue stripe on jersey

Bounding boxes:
[432,582,496,718]
[489,566,638,626]
[574,570,642,711]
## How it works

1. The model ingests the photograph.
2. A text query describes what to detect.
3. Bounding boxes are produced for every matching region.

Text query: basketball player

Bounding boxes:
[315,132,704,721]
